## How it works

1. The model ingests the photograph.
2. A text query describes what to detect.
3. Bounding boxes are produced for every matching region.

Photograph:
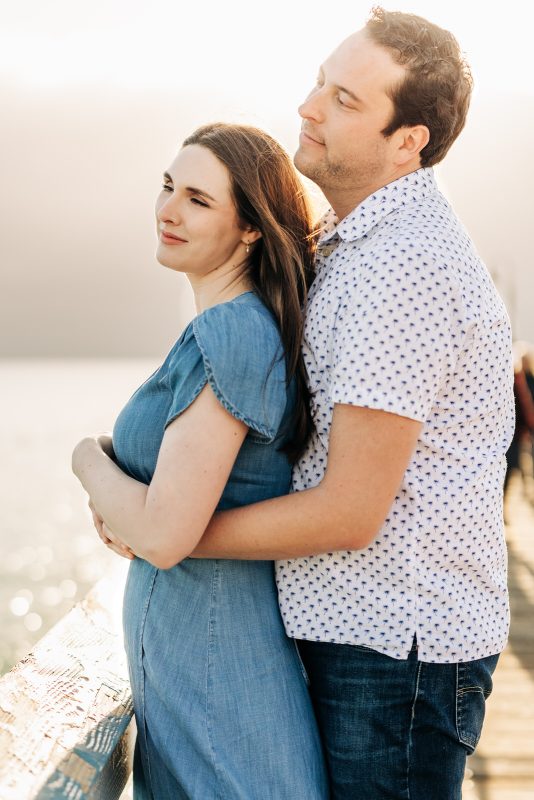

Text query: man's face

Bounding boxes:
[294,31,407,199]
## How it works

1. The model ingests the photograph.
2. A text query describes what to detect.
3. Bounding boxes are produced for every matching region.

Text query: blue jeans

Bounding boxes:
[297,638,499,800]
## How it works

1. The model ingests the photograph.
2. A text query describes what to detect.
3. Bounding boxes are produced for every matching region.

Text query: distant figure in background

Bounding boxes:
[72,123,328,799]
[524,348,534,485]
[504,342,534,500]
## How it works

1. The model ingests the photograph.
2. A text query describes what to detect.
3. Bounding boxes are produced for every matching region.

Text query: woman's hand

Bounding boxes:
[72,436,95,479]
[70,384,248,568]
[96,433,115,461]
[72,433,114,479]
[89,500,135,560]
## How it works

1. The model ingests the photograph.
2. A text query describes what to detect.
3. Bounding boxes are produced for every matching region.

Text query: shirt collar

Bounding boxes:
[317,167,437,245]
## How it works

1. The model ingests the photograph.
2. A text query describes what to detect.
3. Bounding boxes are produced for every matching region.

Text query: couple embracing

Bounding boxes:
[72,8,514,799]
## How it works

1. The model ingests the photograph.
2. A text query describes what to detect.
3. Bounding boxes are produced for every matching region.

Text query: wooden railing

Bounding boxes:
[0,564,133,799]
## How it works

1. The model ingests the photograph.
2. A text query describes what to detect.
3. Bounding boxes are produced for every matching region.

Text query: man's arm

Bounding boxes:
[191,403,422,559]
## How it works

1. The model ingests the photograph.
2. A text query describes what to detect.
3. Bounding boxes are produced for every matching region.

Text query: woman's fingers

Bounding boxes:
[91,510,104,535]
[102,522,135,559]
[88,500,134,559]
[105,540,135,560]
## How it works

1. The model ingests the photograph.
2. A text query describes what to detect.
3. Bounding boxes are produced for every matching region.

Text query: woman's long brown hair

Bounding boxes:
[182,123,315,462]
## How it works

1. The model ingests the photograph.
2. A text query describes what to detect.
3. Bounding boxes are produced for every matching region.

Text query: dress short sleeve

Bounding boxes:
[165,297,288,441]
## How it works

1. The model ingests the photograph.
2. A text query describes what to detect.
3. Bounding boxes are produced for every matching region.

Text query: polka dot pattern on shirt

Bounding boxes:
[275,168,515,663]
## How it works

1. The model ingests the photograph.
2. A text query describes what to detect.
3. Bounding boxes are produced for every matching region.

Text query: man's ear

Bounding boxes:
[394,125,430,166]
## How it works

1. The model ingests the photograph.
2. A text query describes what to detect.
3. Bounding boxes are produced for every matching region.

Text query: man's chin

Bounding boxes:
[293,147,319,180]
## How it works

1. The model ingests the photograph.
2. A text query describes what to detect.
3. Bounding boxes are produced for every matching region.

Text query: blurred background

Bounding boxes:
[1,2,534,792]
[2,0,534,361]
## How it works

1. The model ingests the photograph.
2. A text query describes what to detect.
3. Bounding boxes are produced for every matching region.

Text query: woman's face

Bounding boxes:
[155,144,246,277]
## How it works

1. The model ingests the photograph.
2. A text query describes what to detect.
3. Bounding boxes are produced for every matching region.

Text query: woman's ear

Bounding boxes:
[242,227,262,246]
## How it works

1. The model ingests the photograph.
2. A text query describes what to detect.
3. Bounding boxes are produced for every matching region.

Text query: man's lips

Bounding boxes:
[300,129,324,146]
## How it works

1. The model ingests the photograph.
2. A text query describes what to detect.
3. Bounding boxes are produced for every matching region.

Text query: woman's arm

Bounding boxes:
[72,384,248,568]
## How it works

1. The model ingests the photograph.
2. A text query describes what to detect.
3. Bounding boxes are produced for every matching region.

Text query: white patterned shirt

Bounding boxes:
[275,167,515,663]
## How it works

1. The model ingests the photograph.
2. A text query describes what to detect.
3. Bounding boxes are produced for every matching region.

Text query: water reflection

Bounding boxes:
[0,358,157,676]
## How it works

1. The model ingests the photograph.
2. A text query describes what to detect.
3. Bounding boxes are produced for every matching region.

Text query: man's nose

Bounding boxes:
[298,86,325,123]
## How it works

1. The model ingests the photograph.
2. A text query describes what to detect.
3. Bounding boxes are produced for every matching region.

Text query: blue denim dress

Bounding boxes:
[112,292,328,799]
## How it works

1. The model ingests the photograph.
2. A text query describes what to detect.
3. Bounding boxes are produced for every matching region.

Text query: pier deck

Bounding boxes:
[463,473,534,799]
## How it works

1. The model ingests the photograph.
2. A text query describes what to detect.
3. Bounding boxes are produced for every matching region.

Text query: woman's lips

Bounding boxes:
[160,231,187,244]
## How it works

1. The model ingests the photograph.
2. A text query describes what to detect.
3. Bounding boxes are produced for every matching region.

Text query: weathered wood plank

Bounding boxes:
[0,563,133,800]
[463,475,534,798]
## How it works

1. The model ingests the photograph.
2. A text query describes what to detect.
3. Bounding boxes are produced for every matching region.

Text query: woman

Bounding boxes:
[72,123,328,799]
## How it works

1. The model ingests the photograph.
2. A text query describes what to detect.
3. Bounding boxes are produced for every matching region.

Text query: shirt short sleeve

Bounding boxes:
[164,299,288,441]
[330,257,464,422]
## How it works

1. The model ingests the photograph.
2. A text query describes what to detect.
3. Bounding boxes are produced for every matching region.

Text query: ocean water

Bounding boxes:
[0,358,158,675]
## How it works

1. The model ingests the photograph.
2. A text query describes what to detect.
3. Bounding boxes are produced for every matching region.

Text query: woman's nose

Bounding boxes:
[157,194,181,225]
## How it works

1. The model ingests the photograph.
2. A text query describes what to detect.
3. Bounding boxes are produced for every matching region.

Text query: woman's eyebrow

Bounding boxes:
[163,173,216,203]
[186,187,217,203]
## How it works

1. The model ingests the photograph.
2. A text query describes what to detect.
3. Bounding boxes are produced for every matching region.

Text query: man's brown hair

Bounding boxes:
[365,6,473,166]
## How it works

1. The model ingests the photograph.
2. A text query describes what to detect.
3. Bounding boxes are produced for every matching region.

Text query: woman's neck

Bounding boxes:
[188,266,252,314]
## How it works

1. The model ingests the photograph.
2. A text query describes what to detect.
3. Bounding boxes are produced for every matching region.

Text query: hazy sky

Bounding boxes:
[2,0,533,355]
[3,0,533,98]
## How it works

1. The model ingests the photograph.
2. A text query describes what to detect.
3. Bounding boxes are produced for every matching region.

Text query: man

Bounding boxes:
[192,8,515,797]
[108,7,515,798]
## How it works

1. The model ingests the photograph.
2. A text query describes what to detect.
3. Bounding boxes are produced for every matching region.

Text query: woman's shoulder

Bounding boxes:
[168,292,290,442]
[196,291,278,332]
[193,292,283,364]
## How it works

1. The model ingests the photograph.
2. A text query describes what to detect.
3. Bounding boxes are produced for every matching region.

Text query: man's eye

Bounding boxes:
[162,183,173,192]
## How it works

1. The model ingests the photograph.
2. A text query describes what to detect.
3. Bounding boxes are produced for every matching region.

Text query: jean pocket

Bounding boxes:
[293,639,311,686]
[456,654,499,752]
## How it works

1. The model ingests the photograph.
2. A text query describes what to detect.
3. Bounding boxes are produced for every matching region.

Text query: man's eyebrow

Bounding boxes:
[318,65,365,106]
[335,84,364,105]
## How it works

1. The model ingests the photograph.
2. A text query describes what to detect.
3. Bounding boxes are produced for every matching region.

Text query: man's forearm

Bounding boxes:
[192,404,423,561]
[190,483,373,560]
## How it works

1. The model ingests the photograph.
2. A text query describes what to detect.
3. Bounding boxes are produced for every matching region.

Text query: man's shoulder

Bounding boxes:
[365,189,476,266]
[383,186,458,232]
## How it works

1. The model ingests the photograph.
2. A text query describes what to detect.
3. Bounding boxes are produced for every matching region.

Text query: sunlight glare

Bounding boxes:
[2,0,533,97]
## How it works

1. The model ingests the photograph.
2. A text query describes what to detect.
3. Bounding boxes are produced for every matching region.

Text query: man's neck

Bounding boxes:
[324,163,423,222]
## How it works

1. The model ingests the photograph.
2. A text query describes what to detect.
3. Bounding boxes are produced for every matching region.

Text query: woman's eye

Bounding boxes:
[162,183,173,192]
[190,198,209,207]
[337,94,347,106]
